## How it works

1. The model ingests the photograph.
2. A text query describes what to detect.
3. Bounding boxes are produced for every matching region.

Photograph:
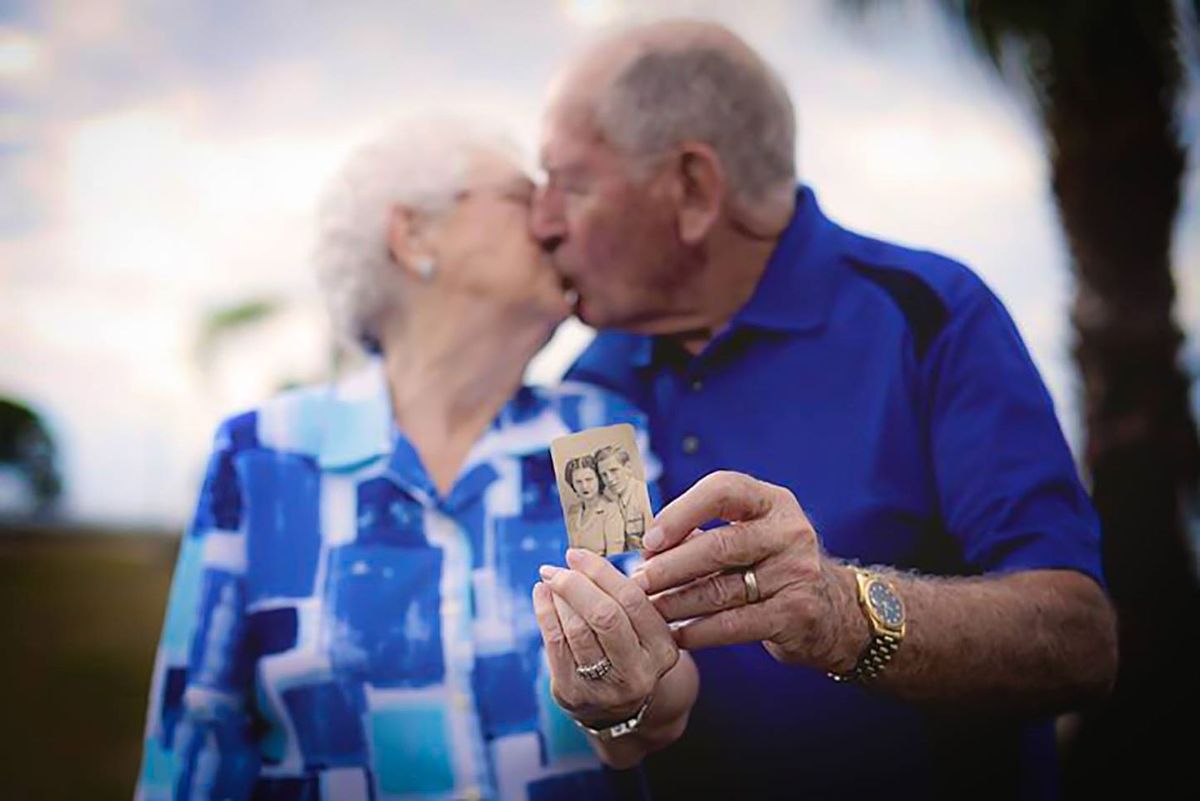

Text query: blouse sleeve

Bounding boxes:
[135,416,260,801]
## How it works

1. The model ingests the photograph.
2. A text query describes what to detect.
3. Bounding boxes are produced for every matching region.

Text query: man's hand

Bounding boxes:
[635,471,865,672]
[635,470,1118,715]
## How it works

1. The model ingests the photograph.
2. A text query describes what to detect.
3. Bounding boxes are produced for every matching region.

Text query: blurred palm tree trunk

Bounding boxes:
[1039,2,1200,793]
[849,0,1200,793]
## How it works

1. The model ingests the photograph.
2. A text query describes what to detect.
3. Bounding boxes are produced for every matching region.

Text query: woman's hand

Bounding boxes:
[533,548,680,728]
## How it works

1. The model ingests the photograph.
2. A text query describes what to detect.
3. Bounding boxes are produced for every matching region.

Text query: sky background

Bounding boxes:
[2,0,1198,529]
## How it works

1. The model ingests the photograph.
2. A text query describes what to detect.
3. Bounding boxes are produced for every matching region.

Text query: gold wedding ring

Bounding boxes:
[742,567,761,604]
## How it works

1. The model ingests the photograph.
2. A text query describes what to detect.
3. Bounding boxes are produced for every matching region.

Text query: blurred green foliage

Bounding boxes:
[195,297,284,365]
[0,398,62,516]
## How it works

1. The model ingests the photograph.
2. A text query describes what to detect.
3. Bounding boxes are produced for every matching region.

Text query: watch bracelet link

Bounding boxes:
[828,632,901,683]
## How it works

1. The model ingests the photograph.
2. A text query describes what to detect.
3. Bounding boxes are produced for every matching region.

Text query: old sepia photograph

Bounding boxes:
[550,423,654,555]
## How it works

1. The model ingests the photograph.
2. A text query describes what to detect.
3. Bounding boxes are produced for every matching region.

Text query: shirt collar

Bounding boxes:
[630,185,841,369]
[630,336,655,369]
[315,360,393,470]
[731,184,841,333]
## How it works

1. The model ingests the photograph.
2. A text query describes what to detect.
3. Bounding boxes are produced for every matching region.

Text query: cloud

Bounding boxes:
[1,0,1195,525]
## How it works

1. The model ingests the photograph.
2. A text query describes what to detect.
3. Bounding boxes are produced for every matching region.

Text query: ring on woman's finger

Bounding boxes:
[575,656,613,681]
[742,567,762,604]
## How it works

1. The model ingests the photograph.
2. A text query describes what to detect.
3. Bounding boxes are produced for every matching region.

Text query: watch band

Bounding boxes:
[828,567,905,684]
[828,630,902,683]
[574,694,654,740]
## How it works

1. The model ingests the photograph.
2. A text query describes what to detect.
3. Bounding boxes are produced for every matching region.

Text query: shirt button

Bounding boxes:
[681,435,700,455]
[690,378,704,392]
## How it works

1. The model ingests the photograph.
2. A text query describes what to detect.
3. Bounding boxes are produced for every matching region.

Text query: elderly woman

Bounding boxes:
[135,119,697,801]
[564,454,624,555]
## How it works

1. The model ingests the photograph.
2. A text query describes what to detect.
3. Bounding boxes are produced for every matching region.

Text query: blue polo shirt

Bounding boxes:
[566,187,1103,800]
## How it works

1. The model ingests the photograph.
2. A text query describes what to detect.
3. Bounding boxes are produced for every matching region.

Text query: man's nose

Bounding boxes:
[530,185,565,253]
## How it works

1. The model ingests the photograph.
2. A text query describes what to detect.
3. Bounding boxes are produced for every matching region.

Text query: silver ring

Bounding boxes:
[575,657,613,681]
[742,567,761,604]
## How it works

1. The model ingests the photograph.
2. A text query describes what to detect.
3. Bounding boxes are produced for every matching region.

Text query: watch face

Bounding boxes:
[866,579,904,629]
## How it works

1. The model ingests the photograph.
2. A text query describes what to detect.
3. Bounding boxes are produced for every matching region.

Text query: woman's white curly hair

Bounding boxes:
[313,117,522,353]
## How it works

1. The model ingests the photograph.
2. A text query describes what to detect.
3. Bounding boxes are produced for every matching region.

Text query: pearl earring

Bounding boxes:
[413,255,436,280]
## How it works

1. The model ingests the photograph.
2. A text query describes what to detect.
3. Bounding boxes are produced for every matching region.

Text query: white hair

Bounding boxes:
[593,38,796,206]
[313,117,521,353]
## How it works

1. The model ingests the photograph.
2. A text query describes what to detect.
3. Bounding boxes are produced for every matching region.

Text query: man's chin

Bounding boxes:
[574,294,629,331]
[571,294,600,327]
[572,294,656,334]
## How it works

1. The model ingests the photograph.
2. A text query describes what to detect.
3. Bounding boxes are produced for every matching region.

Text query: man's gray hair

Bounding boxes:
[313,118,520,352]
[593,42,796,205]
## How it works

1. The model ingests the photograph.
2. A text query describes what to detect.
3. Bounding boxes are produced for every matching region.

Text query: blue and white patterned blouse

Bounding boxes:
[136,361,658,801]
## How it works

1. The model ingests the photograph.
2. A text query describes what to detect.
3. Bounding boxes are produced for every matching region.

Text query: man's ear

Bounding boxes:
[386,204,433,278]
[673,142,725,246]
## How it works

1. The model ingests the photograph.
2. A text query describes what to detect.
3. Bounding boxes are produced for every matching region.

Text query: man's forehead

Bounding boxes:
[539,91,610,163]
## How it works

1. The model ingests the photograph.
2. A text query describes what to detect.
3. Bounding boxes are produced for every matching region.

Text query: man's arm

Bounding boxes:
[639,471,1118,716]
[824,563,1116,712]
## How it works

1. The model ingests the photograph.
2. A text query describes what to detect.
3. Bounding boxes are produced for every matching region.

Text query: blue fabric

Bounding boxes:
[473,652,541,739]
[246,607,298,658]
[354,477,427,548]
[240,452,323,604]
[322,543,446,686]
[282,681,367,770]
[567,186,1103,800]
[136,364,657,801]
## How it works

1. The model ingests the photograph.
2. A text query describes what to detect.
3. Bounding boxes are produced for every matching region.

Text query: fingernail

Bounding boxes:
[632,570,650,591]
[643,526,664,551]
[539,564,561,580]
[565,548,587,565]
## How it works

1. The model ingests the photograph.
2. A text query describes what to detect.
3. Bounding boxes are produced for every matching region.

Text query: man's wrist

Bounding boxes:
[828,566,908,684]
[826,562,872,674]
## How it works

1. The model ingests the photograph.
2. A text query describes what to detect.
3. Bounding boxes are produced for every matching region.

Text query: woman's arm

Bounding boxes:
[136,421,260,800]
[586,650,698,769]
[533,548,698,769]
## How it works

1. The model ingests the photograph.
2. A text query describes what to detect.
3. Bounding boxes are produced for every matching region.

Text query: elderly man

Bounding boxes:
[530,18,1117,801]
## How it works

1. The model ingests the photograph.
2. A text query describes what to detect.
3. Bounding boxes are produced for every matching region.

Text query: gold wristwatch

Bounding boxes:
[828,567,906,684]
